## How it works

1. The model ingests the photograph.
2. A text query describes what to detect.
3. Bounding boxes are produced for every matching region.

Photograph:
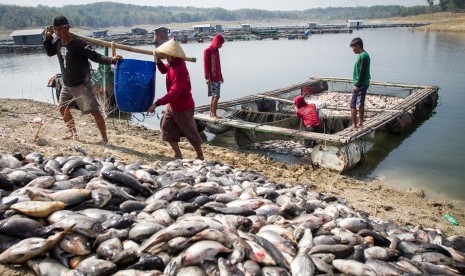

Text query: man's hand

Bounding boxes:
[353,86,361,94]
[147,102,157,114]
[45,26,54,40]
[111,55,123,64]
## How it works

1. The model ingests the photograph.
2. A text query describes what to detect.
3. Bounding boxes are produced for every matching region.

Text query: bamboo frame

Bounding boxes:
[72,33,197,63]
[194,78,439,145]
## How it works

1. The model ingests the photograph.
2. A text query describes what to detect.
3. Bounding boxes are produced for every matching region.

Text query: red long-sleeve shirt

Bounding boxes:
[203,34,224,82]
[155,58,194,112]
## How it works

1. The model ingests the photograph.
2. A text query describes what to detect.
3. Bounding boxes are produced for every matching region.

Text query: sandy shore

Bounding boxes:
[0,98,464,274]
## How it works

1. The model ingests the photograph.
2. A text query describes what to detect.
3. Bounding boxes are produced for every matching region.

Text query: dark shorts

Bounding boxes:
[350,85,368,109]
[161,105,203,147]
[208,82,221,97]
[59,82,100,115]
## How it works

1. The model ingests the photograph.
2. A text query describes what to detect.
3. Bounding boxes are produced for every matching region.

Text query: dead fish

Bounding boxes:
[243,260,261,276]
[364,246,401,262]
[24,175,56,188]
[0,216,53,238]
[138,219,209,254]
[113,269,162,276]
[53,215,103,238]
[112,248,138,267]
[44,159,62,175]
[332,259,378,276]
[127,253,164,271]
[102,170,152,197]
[27,257,84,276]
[62,159,87,175]
[245,239,276,267]
[365,258,406,276]
[59,233,91,256]
[290,252,315,276]
[338,217,373,233]
[128,221,165,242]
[0,223,75,264]
[28,188,91,206]
[0,172,15,191]
[310,256,334,275]
[91,188,112,207]
[75,255,117,276]
[93,228,129,248]
[188,228,233,248]
[411,252,453,266]
[309,244,354,259]
[261,266,290,276]
[179,240,233,266]
[96,237,123,261]
[176,266,207,276]
[10,200,65,217]
[218,257,244,276]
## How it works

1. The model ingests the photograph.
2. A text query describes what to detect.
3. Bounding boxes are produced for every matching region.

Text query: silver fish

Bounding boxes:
[291,252,315,276]
[332,259,378,276]
[0,224,75,264]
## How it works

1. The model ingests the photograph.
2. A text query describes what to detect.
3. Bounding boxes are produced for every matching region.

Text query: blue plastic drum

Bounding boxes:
[114,59,155,113]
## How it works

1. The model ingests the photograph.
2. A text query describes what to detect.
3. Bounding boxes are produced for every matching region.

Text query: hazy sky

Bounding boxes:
[0,0,428,11]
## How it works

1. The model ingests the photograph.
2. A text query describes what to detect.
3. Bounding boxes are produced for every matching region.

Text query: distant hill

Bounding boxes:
[0,2,433,30]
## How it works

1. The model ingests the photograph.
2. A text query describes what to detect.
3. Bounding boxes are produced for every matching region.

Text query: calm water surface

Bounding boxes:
[1,28,465,201]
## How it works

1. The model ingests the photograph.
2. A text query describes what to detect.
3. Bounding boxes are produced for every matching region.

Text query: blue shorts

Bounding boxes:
[208,82,221,97]
[350,85,368,109]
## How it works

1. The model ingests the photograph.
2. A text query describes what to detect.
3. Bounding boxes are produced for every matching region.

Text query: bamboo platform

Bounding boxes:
[194,77,439,145]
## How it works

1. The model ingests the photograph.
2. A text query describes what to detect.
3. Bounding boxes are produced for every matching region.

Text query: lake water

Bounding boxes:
[1,28,465,201]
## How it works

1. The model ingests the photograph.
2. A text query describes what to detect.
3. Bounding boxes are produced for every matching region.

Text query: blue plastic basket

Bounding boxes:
[114,59,155,113]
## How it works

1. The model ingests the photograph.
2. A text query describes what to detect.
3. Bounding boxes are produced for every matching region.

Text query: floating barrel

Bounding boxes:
[301,81,328,95]
[385,112,413,135]
[114,59,155,113]
[310,141,364,172]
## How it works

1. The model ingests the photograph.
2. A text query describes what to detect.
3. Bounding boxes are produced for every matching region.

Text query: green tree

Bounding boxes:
[426,0,435,12]
[439,0,449,10]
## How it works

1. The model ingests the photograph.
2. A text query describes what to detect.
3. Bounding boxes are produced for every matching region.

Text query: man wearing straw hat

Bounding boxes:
[147,39,204,160]
[43,15,122,145]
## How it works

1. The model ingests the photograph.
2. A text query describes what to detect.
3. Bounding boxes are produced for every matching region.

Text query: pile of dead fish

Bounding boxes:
[246,140,310,157]
[0,152,464,276]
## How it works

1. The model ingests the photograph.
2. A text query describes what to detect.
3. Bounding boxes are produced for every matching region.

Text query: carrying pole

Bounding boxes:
[72,33,197,63]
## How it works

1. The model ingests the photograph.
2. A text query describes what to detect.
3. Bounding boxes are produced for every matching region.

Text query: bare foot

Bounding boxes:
[351,124,358,130]
[174,155,183,160]
[357,124,363,128]
[96,139,108,145]
[196,156,205,161]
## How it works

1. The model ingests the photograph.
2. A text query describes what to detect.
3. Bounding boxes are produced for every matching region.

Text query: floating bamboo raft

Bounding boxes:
[194,77,439,145]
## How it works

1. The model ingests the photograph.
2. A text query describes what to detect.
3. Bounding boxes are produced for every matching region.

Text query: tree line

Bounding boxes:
[426,0,465,11]
[0,2,458,30]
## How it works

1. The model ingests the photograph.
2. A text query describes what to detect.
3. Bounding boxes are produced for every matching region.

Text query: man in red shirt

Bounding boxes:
[294,95,321,132]
[294,95,322,148]
[147,39,204,160]
[204,34,225,119]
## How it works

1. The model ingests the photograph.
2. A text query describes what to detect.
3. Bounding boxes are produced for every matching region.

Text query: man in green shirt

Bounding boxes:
[350,37,370,129]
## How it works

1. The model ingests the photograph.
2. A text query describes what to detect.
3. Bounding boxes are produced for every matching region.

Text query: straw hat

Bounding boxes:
[156,39,186,59]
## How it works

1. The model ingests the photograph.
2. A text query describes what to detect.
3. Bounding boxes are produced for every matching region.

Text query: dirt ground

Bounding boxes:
[1,98,464,274]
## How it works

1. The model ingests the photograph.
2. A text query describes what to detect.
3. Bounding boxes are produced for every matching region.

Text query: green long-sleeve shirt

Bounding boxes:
[353,50,370,87]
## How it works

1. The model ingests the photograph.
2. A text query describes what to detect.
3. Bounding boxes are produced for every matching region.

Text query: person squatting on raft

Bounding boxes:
[147,39,204,160]
[43,15,123,144]
[349,37,371,130]
[294,95,322,148]
[203,34,225,119]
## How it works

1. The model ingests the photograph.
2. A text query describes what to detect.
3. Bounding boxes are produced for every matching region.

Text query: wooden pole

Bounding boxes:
[72,33,197,63]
